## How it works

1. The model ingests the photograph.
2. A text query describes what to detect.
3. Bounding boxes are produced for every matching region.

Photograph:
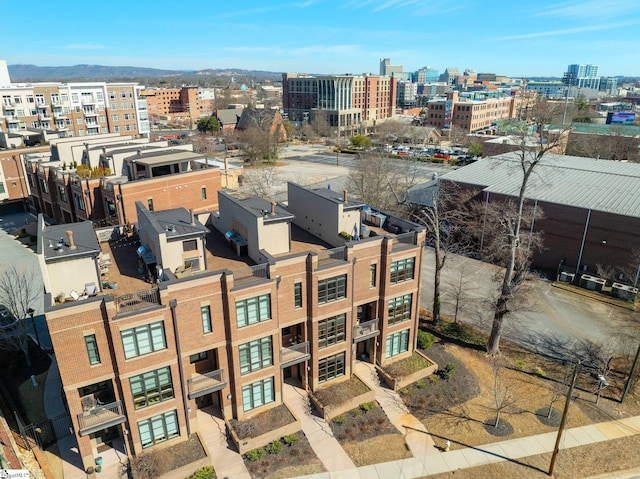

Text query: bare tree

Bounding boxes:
[241,164,283,200]
[485,98,569,356]
[546,363,571,418]
[347,151,421,215]
[444,263,477,324]
[412,184,474,324]
[490,357,517,428]
[0,265,40,366]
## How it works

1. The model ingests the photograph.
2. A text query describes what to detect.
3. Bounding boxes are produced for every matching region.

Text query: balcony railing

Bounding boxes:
[187,369,226,399]
[393,231,416,247]
[318,246,346,266]
[280,341,310,368]
[114,288,161,315]
[77,400,126,436]
[353,318,380,342]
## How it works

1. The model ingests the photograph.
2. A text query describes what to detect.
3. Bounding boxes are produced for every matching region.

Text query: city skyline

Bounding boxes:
[2,0,640,78]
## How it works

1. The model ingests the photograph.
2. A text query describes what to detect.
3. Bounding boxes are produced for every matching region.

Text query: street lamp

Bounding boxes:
[27,307,40,348]
[334,129,339,166]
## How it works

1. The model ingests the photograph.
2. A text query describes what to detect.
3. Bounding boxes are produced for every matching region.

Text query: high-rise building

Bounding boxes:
[379,58,403,77]
[567,64,600,90]
[142,87,215,122]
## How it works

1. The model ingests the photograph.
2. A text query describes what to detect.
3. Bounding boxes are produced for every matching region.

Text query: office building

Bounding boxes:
[142,87,215,122]
[567,64,600,90]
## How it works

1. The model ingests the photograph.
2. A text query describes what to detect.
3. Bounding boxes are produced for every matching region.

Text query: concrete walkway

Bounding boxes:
[196,407,252,479]
[283,382,358,475]
[290,411,640,479]
[354,361,437,458]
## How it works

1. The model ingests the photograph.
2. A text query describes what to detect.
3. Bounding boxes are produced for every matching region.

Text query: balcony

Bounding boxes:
[113,288,161,315]
[38,113,51,121]
[53,110,66,119]
[3,101,15,108]
[187,369,226,399]
[232,263,270,287]
[353,318,380,342]
[6,116,19,123]
[83,109,98,116]
[82,98,96,106]
[77,400,126,436]
[280,341,310,368]
[317,246,346,266]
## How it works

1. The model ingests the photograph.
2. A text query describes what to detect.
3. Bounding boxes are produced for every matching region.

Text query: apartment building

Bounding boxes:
[426,91,518,133]
[40,181,426,470]
[282,73,396,133]
[142,87,215,121]
[0,63,149,141]
[25,135,224,225]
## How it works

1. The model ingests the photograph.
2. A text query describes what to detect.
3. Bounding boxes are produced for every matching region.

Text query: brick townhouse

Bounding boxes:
[39,181,426,470]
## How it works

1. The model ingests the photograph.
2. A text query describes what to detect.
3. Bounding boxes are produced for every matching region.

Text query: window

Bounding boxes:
[114,125,120,132]
[147,198,154,211]
[130,366,174,409]
[388,294,412,325]
[138,410,179,448]
[318,314,346,349]
[236,294,271,327]
[318,274,347,304]
[189,351,207,363]
[110,103,118,111]
[390,257,415,284]
[242,377,274,412]
[385,329,410,358]
[201,305,212,334]
[76,117,83,125]
[239,336,273,374]
[318,353,345,383]
[112,115,119,121]
[183,240,197,252]
[294,282,302,308]
[57,185,67,203]
[369,264,377,287]
[121,321,166,359]
[201,187,207,200]
[74,193,86,211]
[84,334,100,365]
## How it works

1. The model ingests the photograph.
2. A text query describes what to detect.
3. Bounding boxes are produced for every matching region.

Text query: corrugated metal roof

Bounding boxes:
[441,152,640,218]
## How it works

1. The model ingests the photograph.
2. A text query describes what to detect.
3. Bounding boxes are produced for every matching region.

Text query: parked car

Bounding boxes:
[434,152,451,160]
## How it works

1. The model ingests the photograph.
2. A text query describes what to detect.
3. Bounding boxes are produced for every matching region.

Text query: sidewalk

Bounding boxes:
[290,410,640,479]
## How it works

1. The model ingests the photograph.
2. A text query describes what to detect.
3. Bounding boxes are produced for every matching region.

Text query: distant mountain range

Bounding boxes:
[8,64,282,82]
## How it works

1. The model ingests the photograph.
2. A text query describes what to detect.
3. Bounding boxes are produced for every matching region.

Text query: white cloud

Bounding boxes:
[531,0,640,19]
[491,19,640,41]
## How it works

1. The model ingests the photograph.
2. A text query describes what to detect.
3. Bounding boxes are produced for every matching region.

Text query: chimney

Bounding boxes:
[189,208,195,226]
[66,230,76,250]
[343,189,348,203]
[270,201,276,215]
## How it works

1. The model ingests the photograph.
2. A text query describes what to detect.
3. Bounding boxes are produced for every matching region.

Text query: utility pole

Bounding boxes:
[548,363,579,476]
[622,343,640,403]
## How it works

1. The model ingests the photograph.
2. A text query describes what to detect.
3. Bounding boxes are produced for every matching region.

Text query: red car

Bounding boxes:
[434,152,451,160]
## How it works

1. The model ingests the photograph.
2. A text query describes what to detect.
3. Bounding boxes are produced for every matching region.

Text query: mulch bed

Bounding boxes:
[482,418,514,437]
[400,343,480,417]
[243,431,325,479]
[130,434,207,479]
[329,401,396,442]
[313,376,370,408]
[230,404,295,440]
[534,407,562,427]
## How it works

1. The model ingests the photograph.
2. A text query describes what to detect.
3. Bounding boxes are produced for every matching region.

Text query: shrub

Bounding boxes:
[415,379,428,389]
[187,466,216,479]
[513,358,526,371]
[338,231,353,240]
[265,439,283,454]
[428,374,440,384]
[438,362,456,380]
[350,408,362,418]
[333,415,347,425]
[245,447,265,462]
[360,401,375,412]
[417,330,435,350]
[283,434,299,446]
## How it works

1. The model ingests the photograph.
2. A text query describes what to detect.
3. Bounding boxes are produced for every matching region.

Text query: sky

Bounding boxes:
[2,0,640,78]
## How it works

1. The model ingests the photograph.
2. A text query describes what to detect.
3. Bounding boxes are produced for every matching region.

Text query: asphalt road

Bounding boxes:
[420,249,639,358]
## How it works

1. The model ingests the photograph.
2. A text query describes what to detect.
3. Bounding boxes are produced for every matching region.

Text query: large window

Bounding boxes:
[121,321,166,359]
[242,377,274,412]
[236,294,271,327]
[318,314,346,349]
[388,294,412,325]
[317,275,347,304]
[239,336,273,374]
[201,306,212,334]
[318,353,345,383]
[390,257,415,284]
[369,264,377,287]
[385,329,410,358]
[130,366,174,409]
[84,335,100,365]
[138,410,179,448]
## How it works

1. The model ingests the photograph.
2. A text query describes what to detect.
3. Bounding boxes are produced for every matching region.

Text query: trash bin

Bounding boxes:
[95,465,102,473]
[95,456,103,466]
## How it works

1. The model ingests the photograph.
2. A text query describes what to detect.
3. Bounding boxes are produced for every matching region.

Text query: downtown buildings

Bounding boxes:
[39,182,426,469]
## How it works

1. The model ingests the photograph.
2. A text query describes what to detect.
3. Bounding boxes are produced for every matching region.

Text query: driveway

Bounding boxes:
[420,249,639,357]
